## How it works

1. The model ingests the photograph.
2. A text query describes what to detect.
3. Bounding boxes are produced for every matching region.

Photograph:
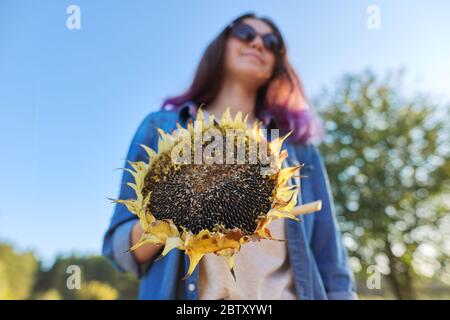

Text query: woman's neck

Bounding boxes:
[206,76,259,125]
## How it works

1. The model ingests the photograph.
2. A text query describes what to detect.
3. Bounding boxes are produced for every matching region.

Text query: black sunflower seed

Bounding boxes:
[142,155,276,235]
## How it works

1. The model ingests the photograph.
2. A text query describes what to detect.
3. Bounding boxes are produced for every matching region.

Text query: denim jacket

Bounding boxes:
[102,102,357,300]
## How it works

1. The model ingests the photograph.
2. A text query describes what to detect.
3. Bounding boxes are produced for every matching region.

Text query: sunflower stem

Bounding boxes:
[290,200,322,216]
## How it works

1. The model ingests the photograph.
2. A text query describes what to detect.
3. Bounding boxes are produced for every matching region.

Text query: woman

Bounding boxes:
[102,12,356,300]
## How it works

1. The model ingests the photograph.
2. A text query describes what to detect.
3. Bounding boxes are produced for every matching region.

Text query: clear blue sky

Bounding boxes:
[0,0,449,264]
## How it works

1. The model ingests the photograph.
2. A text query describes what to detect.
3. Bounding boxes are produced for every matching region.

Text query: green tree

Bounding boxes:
[316,70,450,299]
[32,254,138,300]
[0,243,39,299]
[75,280,119,300]
[34,289,62,300]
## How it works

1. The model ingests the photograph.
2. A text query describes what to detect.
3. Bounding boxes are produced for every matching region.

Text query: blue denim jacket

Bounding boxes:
[102,102,357,300]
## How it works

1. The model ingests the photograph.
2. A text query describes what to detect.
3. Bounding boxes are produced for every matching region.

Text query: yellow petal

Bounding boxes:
[277,149,289,168]
[267,208,300,221]
[277,165,301,187]
[184,249,205,279]
[208,113,216,127]
[127,161,148,178]
[219,108,233,127]
[161,236,184,256]
[269,131,292,156]
[111,198,139,215]
[140,144,157,163]
[130,232,163,251]
[256,224,274,239]
[216,248,237,270]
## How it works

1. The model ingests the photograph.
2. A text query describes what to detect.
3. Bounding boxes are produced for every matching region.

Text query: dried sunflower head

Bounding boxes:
[112,108,304,278]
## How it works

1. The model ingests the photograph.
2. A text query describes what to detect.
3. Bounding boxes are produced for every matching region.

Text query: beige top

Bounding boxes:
[198,218,297,300]
[198,110,297,300]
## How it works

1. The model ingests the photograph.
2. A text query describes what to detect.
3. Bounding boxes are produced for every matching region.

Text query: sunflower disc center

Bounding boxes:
[143,158,275,234]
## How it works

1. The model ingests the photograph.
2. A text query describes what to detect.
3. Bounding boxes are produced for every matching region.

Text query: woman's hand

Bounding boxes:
[131,222,163,264]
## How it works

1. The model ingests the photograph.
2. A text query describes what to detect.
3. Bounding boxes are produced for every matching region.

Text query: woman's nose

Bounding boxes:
[249,35,264,51]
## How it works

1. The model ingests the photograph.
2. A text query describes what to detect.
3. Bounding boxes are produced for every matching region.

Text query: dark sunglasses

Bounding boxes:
[228,22,284,54]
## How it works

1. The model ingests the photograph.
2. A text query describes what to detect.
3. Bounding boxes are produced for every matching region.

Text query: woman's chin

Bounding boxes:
[233,66,269,84]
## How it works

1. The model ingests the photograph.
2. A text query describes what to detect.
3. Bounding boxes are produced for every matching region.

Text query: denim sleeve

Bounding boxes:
[309,145,358,300]
[102,113,159,278]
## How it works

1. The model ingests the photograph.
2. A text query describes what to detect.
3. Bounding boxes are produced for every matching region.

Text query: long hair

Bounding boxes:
[161,12,322,144]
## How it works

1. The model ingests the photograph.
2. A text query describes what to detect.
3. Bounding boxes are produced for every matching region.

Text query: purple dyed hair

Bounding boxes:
[161,12,323,144]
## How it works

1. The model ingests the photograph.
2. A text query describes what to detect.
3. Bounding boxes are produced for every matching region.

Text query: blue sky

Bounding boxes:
[0,0,449,264]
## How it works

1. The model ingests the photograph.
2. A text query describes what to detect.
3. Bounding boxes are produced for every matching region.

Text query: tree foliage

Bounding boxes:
[32,254,138,300]
[0,243,39,299]
[0,243,139,300]
[316,70,450,299]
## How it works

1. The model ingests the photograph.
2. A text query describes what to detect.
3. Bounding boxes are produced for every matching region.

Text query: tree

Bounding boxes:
[316,69,450,299]
[34,289,62,300]
[75,280,119,300]
[32,254,139,300]
[0,240,139,300]
[0,243,39,299]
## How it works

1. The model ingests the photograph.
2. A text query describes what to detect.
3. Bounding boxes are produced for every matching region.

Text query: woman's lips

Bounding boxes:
[241,52,264,64]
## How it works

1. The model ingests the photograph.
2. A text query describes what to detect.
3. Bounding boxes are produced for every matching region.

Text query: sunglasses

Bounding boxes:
[228,22,284,54]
